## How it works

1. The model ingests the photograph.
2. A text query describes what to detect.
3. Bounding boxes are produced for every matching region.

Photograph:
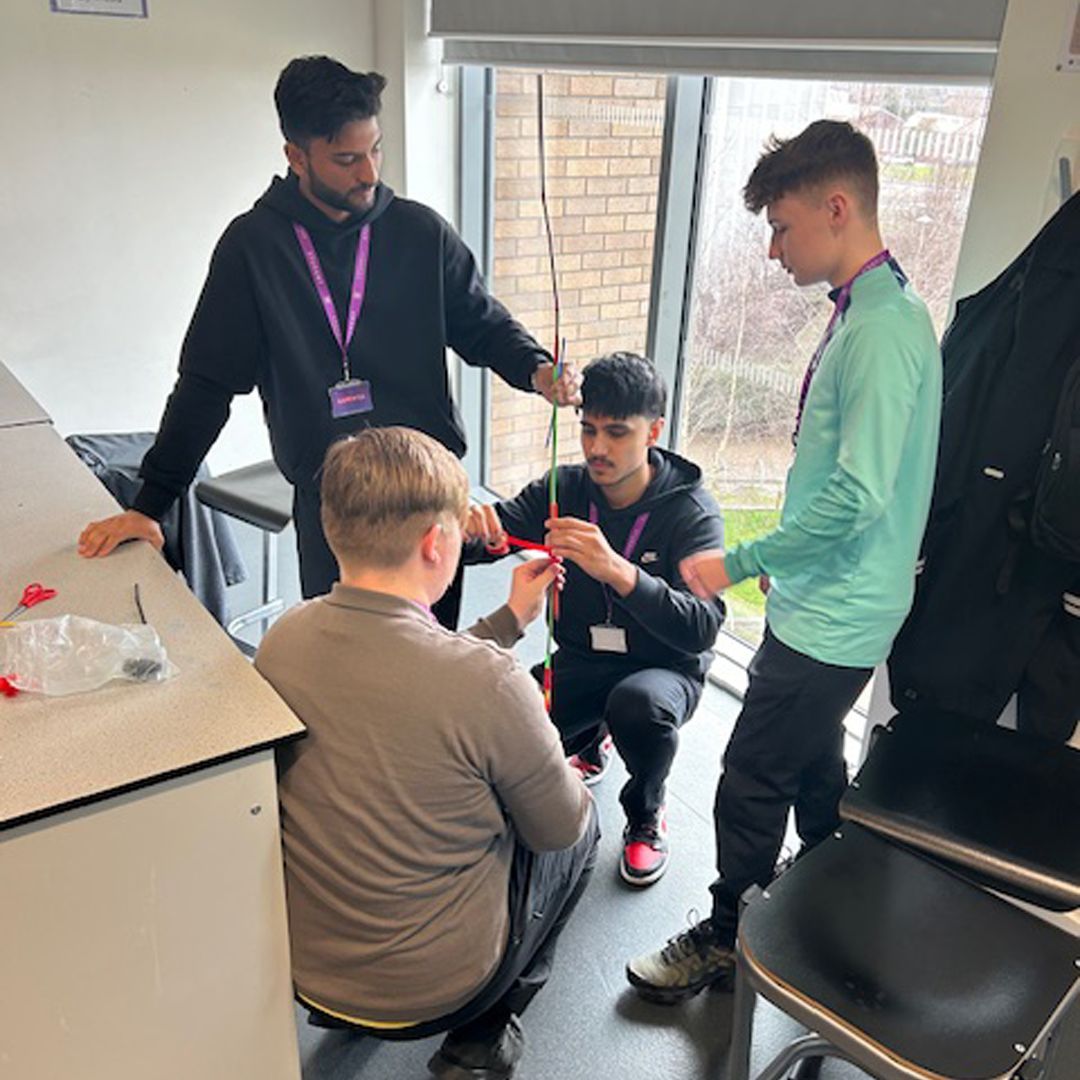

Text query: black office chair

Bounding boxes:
[67,432,247,626]
[194,460,293,656]
[726,711,1080,1080]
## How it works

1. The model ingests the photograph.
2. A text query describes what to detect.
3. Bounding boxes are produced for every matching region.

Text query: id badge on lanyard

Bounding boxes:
[329,379,373,417]
[588,504,649,654]
[293,222,375,419]
[590,624,628,654]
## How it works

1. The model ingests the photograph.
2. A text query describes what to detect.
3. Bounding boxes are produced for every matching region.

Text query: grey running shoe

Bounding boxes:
[428,1014,524,1080]
[625,917,735,1003]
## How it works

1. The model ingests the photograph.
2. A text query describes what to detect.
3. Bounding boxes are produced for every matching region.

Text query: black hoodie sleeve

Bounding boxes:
[462,474,553,567]
[614,503,726,655]
[134,226,261,519]
[496,474,553,541]
[442,226,552,391]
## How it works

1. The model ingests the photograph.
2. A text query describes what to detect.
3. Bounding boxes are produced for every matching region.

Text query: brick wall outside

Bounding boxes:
[487,70,666,496]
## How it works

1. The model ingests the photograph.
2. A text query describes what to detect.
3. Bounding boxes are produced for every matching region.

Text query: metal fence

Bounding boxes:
[869,124,982,166]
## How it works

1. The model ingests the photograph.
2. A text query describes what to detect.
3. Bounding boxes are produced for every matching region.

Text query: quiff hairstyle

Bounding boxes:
[320,428,468,569]
[742,119,879,219]
[581,351,667,421]
[274,55,387,148]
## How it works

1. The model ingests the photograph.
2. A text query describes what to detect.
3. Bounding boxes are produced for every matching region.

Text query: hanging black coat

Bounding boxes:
[888,192,1080,732]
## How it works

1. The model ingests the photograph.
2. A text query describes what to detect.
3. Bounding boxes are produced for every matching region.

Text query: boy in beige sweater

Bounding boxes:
[256,427,597,1080]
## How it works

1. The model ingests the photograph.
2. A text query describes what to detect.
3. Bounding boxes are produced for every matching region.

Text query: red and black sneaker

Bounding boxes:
[620,809,669,887]
[567,733,614,787]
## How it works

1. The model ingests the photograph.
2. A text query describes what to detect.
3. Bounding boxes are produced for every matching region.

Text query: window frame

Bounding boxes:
[458,64,762,679]
[457,63,988,704]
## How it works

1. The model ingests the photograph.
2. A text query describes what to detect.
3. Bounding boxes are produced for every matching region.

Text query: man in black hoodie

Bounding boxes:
[77,56,576,626]
[467,353,726,886]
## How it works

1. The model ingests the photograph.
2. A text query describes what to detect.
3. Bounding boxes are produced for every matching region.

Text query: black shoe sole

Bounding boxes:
[628,981,707,1005]
[619,857,668,887]
[427,1051,519,1080]
[625,964,735,1004]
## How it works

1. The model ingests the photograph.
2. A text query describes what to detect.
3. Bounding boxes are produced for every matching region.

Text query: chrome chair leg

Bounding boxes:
[726,959,756,1080]
[755,1035,846,1080]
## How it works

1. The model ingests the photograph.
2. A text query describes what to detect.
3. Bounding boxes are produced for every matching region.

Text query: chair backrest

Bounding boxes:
[840,711,1080,910]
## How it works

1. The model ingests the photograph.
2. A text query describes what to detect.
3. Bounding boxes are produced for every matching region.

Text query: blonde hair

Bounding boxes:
[320,427,468,568]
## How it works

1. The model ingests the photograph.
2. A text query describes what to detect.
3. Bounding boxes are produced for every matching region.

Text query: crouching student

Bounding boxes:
[466,353,725,887]
[255,427,598,1080]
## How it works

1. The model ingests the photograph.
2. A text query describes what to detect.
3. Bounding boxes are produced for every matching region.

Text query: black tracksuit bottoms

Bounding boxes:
[533,649,703,827]
[709,627,872,945]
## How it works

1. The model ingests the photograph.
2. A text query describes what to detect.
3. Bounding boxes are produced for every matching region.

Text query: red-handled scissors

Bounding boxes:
[2,583,58,622]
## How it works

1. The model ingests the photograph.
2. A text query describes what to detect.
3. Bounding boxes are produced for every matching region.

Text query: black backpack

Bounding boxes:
[1031,354,1080,561]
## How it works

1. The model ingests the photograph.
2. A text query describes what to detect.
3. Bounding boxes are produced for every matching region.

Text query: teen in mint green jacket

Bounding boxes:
[725,260,941,668]
[628,120,942,1006]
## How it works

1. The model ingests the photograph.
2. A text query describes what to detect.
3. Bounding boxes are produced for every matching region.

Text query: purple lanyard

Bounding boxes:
[589,504,650,621]
[410,599,437,623]
[588,504,650,558]
[792,249,895,447]
[293,222,371,382]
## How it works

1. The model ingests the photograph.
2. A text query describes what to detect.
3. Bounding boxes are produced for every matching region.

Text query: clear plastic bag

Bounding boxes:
[0,614,178,697]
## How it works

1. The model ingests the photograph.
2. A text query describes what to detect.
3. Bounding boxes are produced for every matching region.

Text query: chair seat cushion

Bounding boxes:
[842,712,1080,909]
[739,825,1080,1080]
[194,460,293,533]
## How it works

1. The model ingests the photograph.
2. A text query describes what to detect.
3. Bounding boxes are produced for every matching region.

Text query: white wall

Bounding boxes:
[372,0,460,396]
[0,0,375,472]
[952,0,1080,303]
[374,0,458,225]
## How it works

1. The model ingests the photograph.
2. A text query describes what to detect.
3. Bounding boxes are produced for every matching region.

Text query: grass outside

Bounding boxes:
[719,505,780,643]
[881,161,935,183]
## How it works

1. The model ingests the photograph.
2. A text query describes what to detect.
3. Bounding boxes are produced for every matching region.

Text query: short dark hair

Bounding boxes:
[274,56,387,147]
[581,352,667,421]
[742,120,878,217]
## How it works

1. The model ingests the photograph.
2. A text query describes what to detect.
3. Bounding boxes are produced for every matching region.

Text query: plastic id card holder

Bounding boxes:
[329,379,374,418]
[590,624,627,654]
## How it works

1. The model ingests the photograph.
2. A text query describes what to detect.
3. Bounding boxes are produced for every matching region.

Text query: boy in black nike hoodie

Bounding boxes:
[467,353,725,885]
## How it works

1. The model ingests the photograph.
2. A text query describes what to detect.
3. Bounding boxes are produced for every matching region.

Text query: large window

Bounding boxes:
[463,68,990,657]
[484,69,666,497]
[680,78,990,647]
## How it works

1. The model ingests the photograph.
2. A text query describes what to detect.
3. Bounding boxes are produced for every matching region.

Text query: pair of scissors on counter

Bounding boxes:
[1,583,58,625]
